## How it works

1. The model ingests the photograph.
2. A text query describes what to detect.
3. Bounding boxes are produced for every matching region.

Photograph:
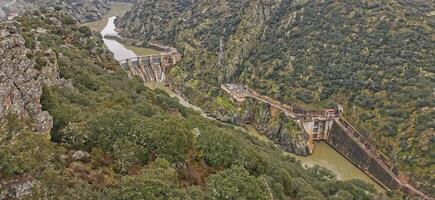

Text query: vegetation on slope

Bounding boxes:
[119,0,435,195]
[0,10,396,199]
[1,0,111,22]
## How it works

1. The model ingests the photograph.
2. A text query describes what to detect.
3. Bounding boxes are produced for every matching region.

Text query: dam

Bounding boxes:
[99,16,182,83]
[97,8,430,199]
[118,52,181,83]
[221,83,432,200]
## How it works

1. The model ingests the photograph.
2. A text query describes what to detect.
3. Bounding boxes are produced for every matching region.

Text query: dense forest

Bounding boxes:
[0,10,400,199]
[0,0,112,22]
[118,0,435,196]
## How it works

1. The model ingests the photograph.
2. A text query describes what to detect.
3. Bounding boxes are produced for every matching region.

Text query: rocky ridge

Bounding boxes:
[0,17,70,134]
[168,79,310,156]
[213,97,310,156]
[0,21,53,133]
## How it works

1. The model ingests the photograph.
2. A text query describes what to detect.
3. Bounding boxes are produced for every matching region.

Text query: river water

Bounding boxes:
[100,17,137,61]
[99,13,383,191]
[146,79,383,191]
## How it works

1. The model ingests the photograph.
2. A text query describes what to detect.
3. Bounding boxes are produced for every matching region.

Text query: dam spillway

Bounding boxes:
[99,16,182,83]
[221,83,432,200]
[326,120,400,190]
[119,52,181,83]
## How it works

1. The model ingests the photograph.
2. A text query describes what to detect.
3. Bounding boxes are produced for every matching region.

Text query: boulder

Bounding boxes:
[1,181,33,200]
[72,150,91,162]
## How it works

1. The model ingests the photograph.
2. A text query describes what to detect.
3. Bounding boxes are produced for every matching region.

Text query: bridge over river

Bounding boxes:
[221,84,432,200]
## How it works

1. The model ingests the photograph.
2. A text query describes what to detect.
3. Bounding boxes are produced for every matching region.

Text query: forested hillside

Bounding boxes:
[118,0,435,195]
[0,10,395,199]
[0,0,111,22]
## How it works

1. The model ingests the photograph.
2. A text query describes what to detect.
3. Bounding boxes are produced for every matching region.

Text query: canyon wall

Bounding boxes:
[208,98,311,156]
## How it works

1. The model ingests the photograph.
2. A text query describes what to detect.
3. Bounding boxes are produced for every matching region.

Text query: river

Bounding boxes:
[101,17,137,61]
[97,8,383,192]
[144,79,383,191]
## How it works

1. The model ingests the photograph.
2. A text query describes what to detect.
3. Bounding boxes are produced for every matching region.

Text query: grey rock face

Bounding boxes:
[211,98,309,156]
[72,150,91,162]
[1,181,33,200]
[0,21,52,133]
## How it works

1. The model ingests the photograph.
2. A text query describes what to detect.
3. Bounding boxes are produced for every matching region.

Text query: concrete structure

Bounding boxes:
[221,84,432,200]
[119,51,181,83]
[221,84,249,103]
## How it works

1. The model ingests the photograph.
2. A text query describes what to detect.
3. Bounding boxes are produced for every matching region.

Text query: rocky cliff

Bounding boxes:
[167,80,310,156]
[0,21,53,133]
[246,101,310,156]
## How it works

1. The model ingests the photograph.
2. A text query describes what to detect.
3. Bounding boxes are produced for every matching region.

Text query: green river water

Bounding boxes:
[146,82,383,191]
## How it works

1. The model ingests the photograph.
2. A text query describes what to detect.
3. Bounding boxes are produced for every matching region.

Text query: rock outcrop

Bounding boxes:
[0,180,33,200]
[72,150,91,162]
[0,21,53,133]
[211,98,310,156]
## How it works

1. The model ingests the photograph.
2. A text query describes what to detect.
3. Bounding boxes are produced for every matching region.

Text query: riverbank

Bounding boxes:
[83,2,132,32]
[147,82,384,191]
[84,2,161,57]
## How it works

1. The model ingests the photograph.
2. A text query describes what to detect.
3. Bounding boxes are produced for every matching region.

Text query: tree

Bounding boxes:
[208,165,270,200]
[0,130,55,177]
[197,128,242,168]
[113,138,149,173]
[113,159,189,200]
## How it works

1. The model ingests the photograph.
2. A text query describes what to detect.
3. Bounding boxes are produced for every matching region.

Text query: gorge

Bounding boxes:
[116,0,434,198]
[1,1,433,199]
[98,7,386,190]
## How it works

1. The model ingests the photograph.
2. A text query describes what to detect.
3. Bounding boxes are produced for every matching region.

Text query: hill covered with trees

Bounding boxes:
[0,10,396,199]
[0,0,111,22]
[118,0,435,196]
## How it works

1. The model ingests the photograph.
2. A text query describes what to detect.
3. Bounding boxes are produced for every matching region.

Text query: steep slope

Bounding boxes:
[1,0,111,22]
[118,0,435,196]
[0,10,391,200]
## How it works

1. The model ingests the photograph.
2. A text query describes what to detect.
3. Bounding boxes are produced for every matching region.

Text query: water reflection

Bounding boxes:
[144,82,383,191]
[291,142,383,190]
[101,17,137,61]
[243,125,384,191]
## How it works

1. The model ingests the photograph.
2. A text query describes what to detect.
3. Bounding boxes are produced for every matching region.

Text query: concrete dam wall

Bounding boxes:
[327,120,401,190]
[119,51,181,83]
[221,84,433,199]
